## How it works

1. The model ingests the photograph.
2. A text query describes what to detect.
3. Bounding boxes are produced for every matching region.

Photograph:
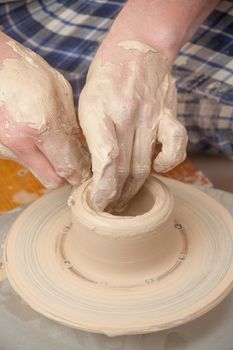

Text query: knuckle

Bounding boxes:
[108,144,119,160]
[118,167,130,179]
[171,123,187,139]
[92,144,119,170]
[111,98,139,128]
[176,149,187,163]
[102,142,120,161]
[124,99,139,113]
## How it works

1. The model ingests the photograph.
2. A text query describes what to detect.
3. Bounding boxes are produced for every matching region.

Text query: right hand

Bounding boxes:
[0,35,91,188]
[79,40,187,211]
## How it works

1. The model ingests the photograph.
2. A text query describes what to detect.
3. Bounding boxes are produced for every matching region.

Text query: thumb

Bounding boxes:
[153,117,188,173]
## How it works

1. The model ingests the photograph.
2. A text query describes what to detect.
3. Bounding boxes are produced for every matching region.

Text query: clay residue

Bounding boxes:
[118,40,158,54]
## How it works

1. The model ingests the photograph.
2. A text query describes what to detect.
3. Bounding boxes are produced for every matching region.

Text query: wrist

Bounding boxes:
[100,23,179,68]
[129,26,181,66]
[100,0,220,67]
[101,3,183,67]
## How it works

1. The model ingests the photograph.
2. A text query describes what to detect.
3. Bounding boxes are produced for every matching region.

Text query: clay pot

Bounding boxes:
[66,177,182,287]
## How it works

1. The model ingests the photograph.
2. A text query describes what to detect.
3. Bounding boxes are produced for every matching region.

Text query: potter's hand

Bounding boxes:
[79,40,188,211]
[0,34,90,188]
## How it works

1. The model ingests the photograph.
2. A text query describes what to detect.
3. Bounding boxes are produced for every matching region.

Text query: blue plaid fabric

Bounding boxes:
[0,0,232,157]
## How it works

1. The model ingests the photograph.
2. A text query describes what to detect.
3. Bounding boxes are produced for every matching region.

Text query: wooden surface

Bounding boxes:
[0,158,212,214]
[0,160,46,214]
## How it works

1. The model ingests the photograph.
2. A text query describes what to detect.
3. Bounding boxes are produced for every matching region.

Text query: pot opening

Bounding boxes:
[85,183,155,217]
[112,186,155,217]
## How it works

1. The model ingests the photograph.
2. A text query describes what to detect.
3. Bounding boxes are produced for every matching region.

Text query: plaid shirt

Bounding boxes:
[0,0,232,157]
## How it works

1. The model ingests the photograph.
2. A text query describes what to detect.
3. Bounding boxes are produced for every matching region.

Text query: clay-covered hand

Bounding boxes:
[0,36,90,188]
[79,40,188,211]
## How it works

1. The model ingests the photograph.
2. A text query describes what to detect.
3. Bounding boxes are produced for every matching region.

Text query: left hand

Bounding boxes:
[0,35,91,188]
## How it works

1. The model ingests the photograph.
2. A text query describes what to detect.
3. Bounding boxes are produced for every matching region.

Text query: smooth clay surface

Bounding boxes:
[4,176,233,336]
[66,177,182,287]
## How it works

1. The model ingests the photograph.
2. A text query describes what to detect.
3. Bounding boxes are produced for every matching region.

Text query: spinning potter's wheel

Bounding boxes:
[3,176,233,336]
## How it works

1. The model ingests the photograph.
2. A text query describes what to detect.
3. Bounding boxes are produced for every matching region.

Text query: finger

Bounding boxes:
[3,136,63,188]
[153,117,188,173]
[116,123,154,209]
[48,79,92,185]
[53,72,77,127]
[78,93,119,211]
[105,121,135,210]
[38,125,91,186]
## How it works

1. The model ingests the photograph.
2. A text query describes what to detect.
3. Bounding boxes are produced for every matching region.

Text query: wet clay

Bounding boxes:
[66,177,182,287]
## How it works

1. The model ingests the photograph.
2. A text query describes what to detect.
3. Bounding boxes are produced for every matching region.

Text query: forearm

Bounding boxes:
[101,0,220,65]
